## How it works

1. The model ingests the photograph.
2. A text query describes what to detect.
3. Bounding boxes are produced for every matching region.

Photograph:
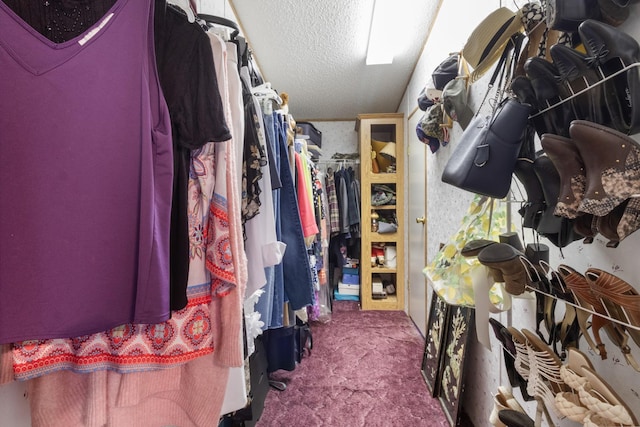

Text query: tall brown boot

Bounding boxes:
[540,133,586,218]
[569,120,640,217]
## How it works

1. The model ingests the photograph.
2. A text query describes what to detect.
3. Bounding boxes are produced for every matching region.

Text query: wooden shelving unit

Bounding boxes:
[357,113,404,311]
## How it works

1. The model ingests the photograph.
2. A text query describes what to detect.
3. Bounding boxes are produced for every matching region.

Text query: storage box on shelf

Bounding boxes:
[356,113,404,310]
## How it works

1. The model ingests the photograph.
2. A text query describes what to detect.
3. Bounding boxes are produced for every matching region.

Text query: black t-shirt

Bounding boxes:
[155,3,231,311]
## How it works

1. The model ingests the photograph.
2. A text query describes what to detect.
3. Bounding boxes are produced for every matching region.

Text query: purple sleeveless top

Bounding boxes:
[0,0,173,343]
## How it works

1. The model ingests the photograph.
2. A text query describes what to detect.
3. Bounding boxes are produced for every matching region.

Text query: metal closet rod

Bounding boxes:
[529,62,640,119]
[315,158,360,164]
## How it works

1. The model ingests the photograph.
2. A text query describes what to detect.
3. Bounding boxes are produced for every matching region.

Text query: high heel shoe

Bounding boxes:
[519,255,555,344]
[580,366,639,425]
[556,265,610,358]
[540,133,586,219]
[569,120,640,218]
[557,265,639,371]
[525,57,577,137]
[489,319,534,401]
[578,19,640,134]
[540,265,581,358]
[521,329,571,418]
[585,268,640,350]
[550,43,610,126]
[555,347,593,422]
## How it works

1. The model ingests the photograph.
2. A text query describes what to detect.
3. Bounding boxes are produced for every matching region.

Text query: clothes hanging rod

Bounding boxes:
[315,159,360,164]
[529,61,640,119]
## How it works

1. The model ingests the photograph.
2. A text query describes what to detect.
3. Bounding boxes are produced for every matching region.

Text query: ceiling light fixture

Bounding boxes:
[366,0,399,65]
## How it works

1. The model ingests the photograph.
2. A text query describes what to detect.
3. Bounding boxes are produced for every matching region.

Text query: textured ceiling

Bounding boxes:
[230,0,442,121]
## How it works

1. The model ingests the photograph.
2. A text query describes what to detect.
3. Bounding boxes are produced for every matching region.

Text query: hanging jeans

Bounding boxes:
[256,112,283,328]
[270,112,285,327]
[277,123,314,310]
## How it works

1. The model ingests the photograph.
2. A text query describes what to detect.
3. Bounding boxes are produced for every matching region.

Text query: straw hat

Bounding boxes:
[462,7,524,82]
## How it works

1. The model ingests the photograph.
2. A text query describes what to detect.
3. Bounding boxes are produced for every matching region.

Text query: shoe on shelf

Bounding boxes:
[543,267,582,359]
[585,268,640,350]
[579,366,639,426]
[539,133,586,219]
[578,19,640,134]
[477,244,527,295]
[569,120,640,218]
[511,75,552,138]
[557,264,617,360]
[550,43,610,126]
[489,319,534,402]
[525,57,577,137]
[461,239,496,258]
[532,155,582,247]
[573,212,598,244]
[597,0,631,27]
[521,329,570,419]
[489,386,527,427]
[506,327,531,382]
[497,408,534,427]
[514,158,545,230]
[519,256,556,345]
[521,329,568,393]
[555,347,593,422]
[595,197,629,247]
[499,232,524,252]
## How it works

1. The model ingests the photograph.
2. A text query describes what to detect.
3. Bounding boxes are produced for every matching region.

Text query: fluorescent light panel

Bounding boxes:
[366,0,399,65]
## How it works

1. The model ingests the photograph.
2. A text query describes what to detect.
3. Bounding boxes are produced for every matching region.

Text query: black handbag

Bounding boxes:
[432,53,459,90]
[442,98,532,198]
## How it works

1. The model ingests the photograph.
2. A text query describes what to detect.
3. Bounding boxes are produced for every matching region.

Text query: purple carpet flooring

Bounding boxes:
[255,301,450,426]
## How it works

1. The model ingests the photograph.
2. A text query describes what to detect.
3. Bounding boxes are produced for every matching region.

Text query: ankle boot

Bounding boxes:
[614,197,640,243]
[532,155,580,247]
[478,243,528,295]
[550,44,610,126]
[525,57,577,137]
[540,134,586,218]
[569,120,640,217]
[596,198,629,247]
[514,159,545,229]
[578,19,640,134]
[573,213,598,244]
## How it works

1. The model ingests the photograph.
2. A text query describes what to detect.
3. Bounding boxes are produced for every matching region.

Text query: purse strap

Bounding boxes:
[475,33,525,115]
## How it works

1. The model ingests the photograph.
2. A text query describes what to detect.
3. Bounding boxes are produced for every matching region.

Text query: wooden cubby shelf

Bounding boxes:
[357,113,404,311]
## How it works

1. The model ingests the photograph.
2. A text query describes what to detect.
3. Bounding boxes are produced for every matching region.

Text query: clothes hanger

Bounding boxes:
[197,14,240,39]
[166,0,196,23]
[251,82,283,106]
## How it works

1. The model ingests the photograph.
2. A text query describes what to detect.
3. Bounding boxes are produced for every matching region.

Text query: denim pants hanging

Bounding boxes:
[255,112,285,328]
[270,112,286,327]
[277,122,314,310]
